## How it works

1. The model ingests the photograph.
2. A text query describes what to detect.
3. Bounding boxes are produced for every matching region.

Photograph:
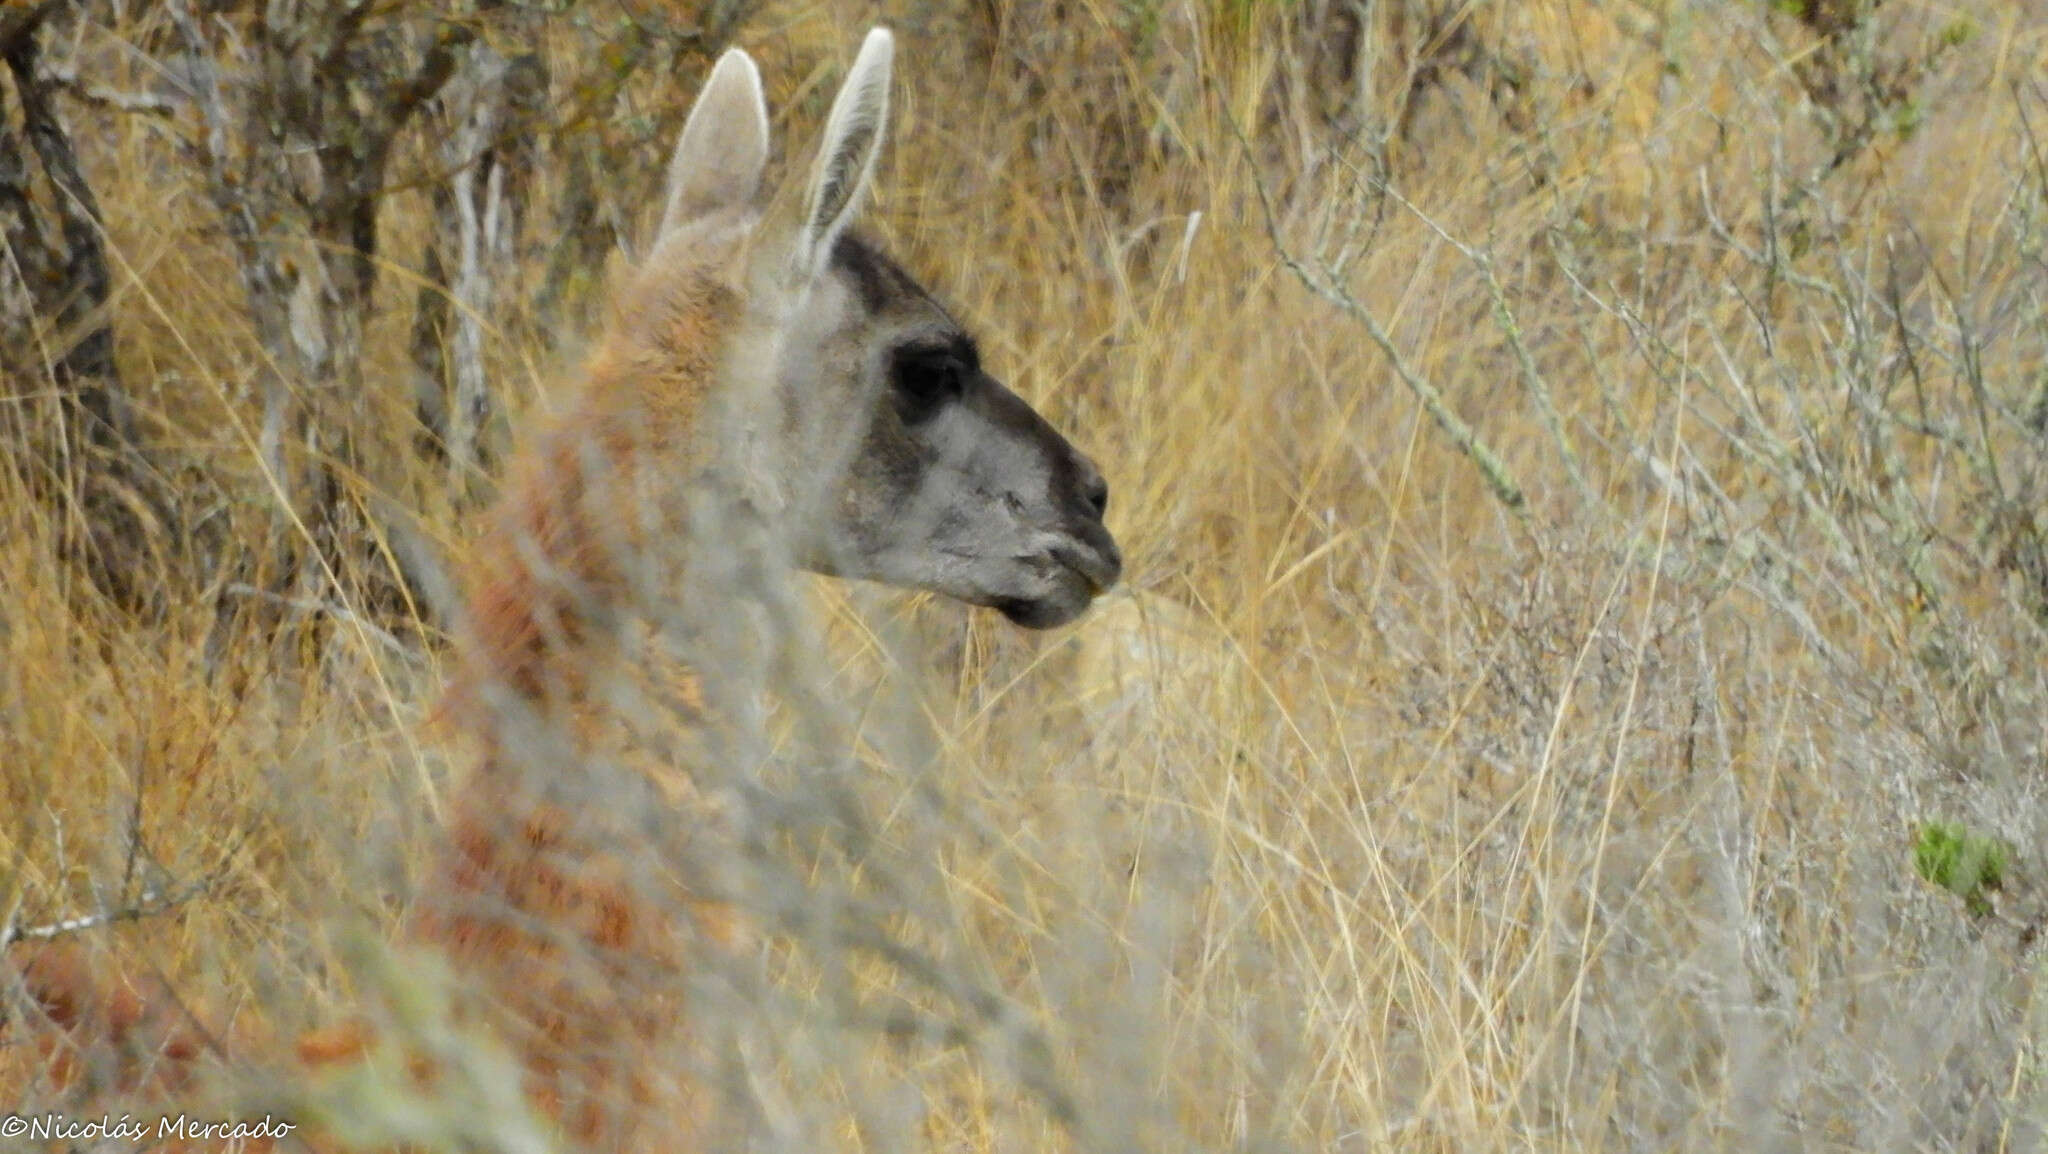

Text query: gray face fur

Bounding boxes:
[664,30,1120,628]
[793,234,1121,628]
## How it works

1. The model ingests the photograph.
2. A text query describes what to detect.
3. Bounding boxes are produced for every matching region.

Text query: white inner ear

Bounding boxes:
[658,47,770,243]
[794,28,894,277]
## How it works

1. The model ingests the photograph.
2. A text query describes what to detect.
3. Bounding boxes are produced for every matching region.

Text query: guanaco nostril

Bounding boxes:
[1082,470,1109,520]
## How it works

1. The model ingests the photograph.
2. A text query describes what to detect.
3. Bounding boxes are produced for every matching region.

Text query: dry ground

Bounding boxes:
[5,0,2048,1150]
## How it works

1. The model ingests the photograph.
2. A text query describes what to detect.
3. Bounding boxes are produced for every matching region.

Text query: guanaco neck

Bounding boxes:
[440,261,745,753]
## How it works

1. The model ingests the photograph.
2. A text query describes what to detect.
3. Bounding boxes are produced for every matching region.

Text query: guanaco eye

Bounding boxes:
[892,348,967,417]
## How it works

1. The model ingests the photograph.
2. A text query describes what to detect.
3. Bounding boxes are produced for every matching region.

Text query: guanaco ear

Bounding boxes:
[792,28,893,278]
[658,47,770,242]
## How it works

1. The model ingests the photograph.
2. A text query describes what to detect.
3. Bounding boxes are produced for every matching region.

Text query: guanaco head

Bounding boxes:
[648,30,1121,629]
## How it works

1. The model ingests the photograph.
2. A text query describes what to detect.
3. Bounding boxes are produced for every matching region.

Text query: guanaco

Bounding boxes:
[4,29,1119,1152]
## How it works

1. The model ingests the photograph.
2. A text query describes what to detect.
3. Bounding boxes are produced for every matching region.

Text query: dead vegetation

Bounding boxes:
[4,0,2048,1150]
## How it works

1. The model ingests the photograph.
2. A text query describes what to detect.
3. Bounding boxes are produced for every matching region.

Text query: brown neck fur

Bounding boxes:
[441,261,742,744]
[413,257,748,1147]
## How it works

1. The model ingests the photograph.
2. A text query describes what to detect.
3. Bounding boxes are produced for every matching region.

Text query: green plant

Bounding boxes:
[1913,822,2010,917]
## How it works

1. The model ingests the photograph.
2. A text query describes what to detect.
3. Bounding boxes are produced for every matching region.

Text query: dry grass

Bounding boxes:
[5,0,2048,1150]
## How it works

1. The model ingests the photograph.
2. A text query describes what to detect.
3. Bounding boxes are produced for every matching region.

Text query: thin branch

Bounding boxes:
[1236,116,1527,512]
[1,878,212,948]
[37,60,177,116]
[1377,178,1590,505]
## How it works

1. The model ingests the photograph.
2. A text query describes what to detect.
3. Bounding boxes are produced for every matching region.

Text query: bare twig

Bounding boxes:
[1236,116,1527,512]
[1379,179,1591,505]
[410,41,543,495]
[36,60,175,117]
[1,879,212,948]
